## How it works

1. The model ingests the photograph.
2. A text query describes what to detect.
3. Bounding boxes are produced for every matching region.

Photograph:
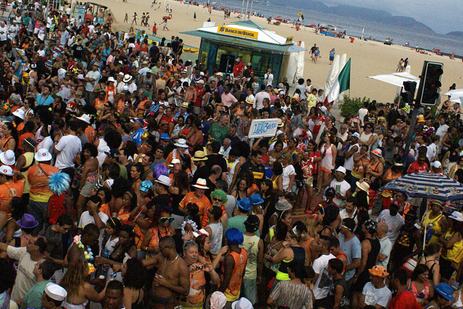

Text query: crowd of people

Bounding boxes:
[1,1,463,309]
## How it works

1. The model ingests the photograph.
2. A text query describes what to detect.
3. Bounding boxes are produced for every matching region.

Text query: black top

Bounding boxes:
[239,161,265,186]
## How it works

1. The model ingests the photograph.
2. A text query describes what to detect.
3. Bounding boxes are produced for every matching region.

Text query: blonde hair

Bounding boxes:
[60,260,88,298]
[304,216,318,238]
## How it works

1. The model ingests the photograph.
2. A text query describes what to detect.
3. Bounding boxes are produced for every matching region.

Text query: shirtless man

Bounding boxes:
[143,236,189,308]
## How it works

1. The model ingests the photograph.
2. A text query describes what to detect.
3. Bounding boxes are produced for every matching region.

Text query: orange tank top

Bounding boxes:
[221,249,248,302]
[148,226,174,250]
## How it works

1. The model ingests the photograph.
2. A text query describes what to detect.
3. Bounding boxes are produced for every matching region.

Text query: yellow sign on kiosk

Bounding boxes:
[217,26,259,40]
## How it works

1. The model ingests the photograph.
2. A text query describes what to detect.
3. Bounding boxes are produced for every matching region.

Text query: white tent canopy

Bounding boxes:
[368,72,419,88]
[444,89,463,103]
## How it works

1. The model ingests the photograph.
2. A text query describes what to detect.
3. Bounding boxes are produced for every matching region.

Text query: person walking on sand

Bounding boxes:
[161,18,169,31]
[313,47,320,63]
[329,48,335,65]
[124,13,128,23]
[152,22,157,35]
[132,12,138,25]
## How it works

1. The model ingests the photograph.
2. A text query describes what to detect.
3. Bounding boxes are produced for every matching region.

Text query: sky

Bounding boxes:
[326,0,462,34]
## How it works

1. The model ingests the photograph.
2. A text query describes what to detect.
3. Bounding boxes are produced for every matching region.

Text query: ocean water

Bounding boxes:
[215,0,463,56]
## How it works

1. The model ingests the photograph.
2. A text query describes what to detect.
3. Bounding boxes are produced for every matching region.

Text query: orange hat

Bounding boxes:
[368,265,389,278]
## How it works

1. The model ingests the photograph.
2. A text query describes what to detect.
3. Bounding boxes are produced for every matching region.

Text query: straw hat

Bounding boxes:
[356,180,370,193]
[192,151,207,161]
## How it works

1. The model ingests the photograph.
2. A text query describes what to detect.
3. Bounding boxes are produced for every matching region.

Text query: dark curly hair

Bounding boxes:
[0,258,16,293]
[123,258,146,289]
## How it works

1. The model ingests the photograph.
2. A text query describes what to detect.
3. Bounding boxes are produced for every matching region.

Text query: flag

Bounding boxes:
[325,58,351,104]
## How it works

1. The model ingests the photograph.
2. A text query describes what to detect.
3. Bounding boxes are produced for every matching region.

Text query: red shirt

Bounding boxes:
[389,291,421,309]
[309,151,321,174]
[233,62,244,77]
[407,161,429,174]
[195,86,204,107]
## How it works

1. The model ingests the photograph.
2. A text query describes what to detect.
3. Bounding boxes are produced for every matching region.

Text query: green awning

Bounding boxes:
[231,20,267,30]
[181,30,305,54]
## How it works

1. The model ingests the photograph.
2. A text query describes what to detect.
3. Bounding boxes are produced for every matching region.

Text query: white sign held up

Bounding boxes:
[248,118,280,139]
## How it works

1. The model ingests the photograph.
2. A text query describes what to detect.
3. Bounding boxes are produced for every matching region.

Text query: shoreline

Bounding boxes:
[88,0,463,103]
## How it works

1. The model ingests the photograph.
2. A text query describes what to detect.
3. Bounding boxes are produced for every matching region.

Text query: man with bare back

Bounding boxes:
[143,236,190,309]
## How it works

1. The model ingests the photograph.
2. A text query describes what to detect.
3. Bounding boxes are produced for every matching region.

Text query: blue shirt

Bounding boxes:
[338,233,362,281]
[36,94,54,106]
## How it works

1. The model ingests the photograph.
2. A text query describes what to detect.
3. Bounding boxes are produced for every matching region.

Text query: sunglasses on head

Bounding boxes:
[160,217,174,224]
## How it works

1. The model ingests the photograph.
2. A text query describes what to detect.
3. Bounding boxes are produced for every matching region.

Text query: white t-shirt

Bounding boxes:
[0,25,8,41]
[362,282,392,308]
[312,253,335,300]
[264,73,274,86]
[358,108,368,126]
[435,124,449,139]
[427,143,438,162]
[7,247,38,302]
[378,236,393,268]
[282,165,296,191]
[254,91,270,110]
[330,179,351,206]
[79,212,108,229]
[377,209,405,244]
[344,143,359,171]
[85,70,101,92]
[79,210,110,248]
[339,208,358,226]
[55,134,82,170]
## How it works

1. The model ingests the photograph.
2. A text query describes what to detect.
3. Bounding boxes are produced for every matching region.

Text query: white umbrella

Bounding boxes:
[368,72,419,88]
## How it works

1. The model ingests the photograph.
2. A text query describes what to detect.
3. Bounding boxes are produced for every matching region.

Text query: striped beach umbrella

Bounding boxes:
[381,173,463,201]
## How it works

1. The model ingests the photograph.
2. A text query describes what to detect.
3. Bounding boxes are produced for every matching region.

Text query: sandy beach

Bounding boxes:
[89,0,463,103]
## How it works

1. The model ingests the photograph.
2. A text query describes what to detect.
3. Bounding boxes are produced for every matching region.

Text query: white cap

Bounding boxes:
[35,149,53,162]
[449,211,463,222]
[210,291,227,309]
[231,297,253,309]
[12,109,25,120]
[168,158,181,167]
[192,178,209,190]
[76,114,91,124]
[431,161,442,168]
[45,282,67,302]
[335,166,346,174]
[0,165,14,176]
[0,150,15,165]
[155,175,172,187]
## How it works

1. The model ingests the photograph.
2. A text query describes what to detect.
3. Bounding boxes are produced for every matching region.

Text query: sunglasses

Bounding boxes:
[160,217,174,224]
[212,197,222,202]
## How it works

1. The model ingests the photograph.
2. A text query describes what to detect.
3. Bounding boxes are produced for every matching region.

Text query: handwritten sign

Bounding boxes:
[217,26,258,40]
[248,118,279,138]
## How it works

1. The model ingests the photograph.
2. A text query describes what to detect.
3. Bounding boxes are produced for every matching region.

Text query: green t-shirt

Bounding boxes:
[225,215,259,237]
[21,280,50,309]
[208,123,229,144]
